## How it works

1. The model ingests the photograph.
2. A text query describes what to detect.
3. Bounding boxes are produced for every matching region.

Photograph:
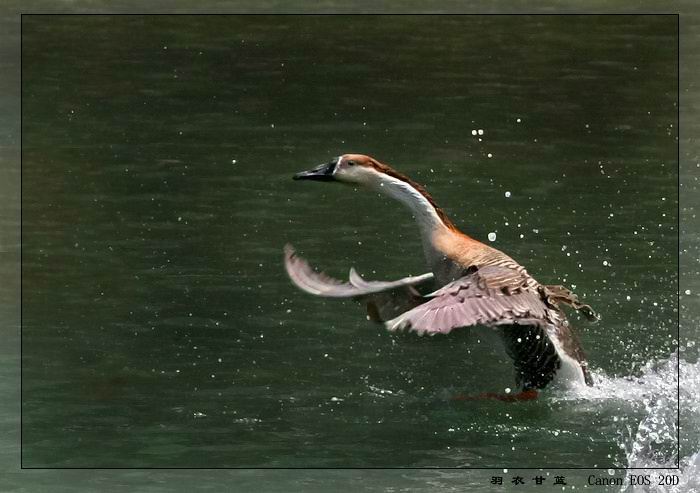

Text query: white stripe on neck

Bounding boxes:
[372,172,448,239]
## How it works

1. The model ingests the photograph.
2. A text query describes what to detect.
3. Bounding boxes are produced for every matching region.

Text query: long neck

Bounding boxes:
[371,172,456,248]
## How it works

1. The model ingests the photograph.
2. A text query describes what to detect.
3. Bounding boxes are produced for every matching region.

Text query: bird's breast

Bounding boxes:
[428,229,510,282]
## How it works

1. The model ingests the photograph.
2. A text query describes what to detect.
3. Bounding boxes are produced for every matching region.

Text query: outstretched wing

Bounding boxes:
[543,284,599,322]
[284,244,434,321]
[385,264,553,336]
[385,264,594,387]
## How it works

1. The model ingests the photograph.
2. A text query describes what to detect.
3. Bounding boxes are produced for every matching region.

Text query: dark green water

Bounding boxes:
[21,15,680,469]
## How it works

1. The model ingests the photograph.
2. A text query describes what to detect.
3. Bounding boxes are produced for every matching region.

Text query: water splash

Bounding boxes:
[619,355,700,492]
[550,352,699,491]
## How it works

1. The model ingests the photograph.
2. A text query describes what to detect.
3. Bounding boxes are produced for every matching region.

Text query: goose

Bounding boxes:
[284,154,598,400]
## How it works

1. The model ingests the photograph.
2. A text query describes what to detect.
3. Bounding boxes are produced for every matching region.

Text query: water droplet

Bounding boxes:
[487,232,497,242]
[505,191,511,198]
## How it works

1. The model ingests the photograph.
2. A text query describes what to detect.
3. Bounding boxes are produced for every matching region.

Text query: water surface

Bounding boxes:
[20,14,682,470]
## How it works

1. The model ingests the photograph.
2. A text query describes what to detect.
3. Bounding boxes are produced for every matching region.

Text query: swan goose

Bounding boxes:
[284,154,597,399]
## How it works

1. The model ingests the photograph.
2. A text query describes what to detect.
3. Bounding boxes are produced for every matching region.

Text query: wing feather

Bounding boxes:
[283,244,434,321]
[386,265,551,335]
[284,244,433,297]
[284,245,594,387]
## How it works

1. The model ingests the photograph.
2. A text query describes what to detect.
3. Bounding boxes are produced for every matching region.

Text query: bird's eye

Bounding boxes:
[347,160,356,166]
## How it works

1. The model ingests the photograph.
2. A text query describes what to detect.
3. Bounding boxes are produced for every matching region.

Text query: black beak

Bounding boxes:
[293,160,337,181]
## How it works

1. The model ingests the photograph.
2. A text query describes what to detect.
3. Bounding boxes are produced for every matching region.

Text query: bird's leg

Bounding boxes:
[451,389,539,402]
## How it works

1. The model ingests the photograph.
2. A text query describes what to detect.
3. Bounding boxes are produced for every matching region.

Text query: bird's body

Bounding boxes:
[286,154,597,396]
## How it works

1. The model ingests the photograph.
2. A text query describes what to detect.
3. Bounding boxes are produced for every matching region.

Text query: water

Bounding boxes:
[6,10,699,492]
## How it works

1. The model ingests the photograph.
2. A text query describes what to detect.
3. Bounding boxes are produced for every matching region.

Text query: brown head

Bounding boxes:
[292,154,381,183]
[293,154,457,231]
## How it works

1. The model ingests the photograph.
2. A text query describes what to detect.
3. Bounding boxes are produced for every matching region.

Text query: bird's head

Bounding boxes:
[293,153,458,232]
[293,154,383,187]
